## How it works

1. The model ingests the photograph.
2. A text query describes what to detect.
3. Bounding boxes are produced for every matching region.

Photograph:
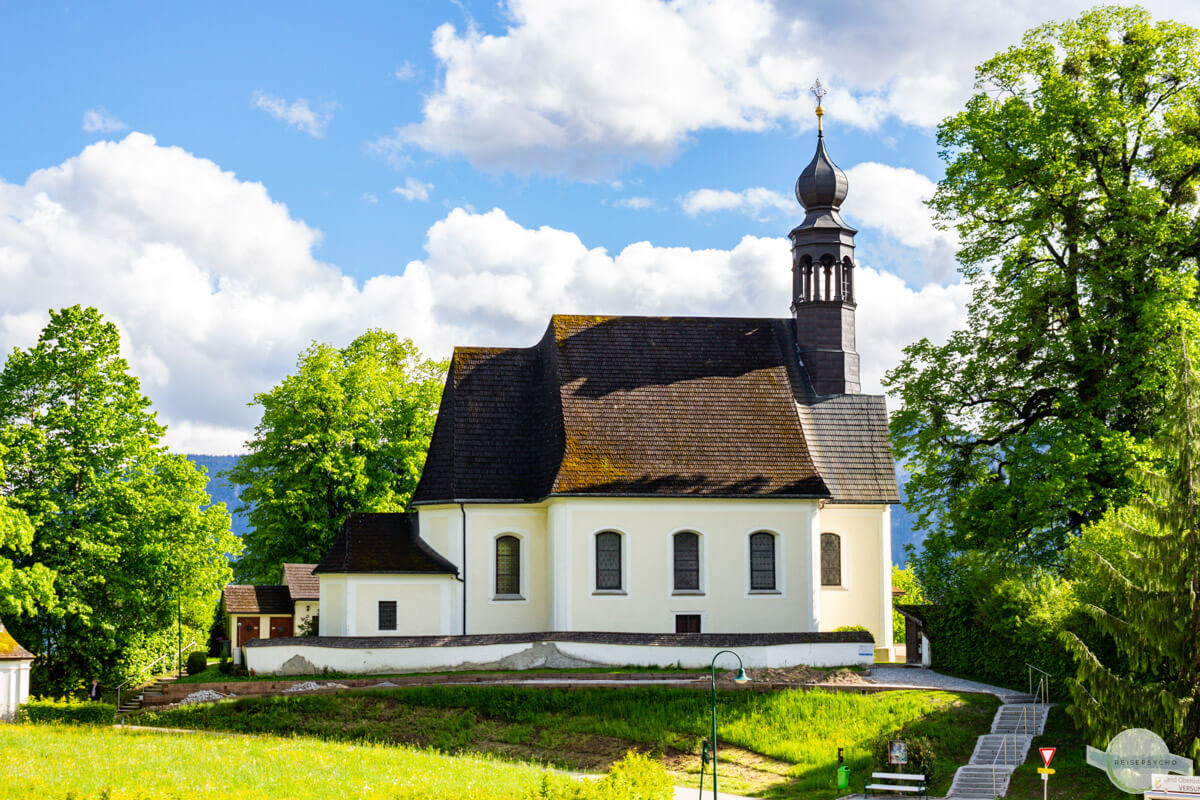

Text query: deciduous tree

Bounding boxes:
[0,306,239,693]
[887,7,1200,588]
[228,330,446,582]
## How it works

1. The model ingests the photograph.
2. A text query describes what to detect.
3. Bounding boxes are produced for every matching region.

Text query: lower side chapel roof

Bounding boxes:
[412,314,899,505]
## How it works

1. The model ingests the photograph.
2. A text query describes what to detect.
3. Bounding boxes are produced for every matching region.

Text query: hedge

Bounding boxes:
[18,697,116,725]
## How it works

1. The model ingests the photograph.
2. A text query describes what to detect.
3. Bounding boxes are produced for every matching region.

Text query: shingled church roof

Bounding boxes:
[412,314,898,505]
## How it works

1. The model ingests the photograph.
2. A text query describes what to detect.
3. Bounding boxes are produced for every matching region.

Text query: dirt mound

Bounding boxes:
[715,666,869,686]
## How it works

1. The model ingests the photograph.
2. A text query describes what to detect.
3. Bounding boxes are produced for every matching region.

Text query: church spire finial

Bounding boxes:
[810,79,827,135]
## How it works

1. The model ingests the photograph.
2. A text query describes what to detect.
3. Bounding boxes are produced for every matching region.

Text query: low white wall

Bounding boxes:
[0,661,31,721]
[244,638,872,674]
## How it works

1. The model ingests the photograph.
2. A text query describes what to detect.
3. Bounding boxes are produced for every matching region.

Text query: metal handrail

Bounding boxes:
[115,638,197,711]
[991,733,1012,798]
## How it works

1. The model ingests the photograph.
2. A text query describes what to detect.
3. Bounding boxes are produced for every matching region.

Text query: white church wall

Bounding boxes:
[817,504,893,659]
[409,497,889,643]
[243,637,871,674]
[318,574,347,636]
[352,577,456,636]
[553,497,821,634]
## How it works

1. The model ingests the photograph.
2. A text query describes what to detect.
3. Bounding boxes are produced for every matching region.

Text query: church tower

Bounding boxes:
[790,82,860,395]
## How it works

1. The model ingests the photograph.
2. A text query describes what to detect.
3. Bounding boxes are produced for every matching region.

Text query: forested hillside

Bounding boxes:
[186,454,250,539]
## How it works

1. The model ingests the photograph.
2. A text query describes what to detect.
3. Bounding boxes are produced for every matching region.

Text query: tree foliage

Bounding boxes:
[228,330,446,582]
[0,306,239,694]
[1063,335,1200,757]
[886,6,1200,582]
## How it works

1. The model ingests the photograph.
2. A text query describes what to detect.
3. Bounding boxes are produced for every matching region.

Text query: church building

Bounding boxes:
[244,106,901,674]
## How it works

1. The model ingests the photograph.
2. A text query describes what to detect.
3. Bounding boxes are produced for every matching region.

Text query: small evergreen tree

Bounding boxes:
[1063,334,1200,757]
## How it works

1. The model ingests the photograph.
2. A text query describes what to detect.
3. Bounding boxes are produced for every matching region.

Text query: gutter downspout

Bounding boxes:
[459,502,467,636]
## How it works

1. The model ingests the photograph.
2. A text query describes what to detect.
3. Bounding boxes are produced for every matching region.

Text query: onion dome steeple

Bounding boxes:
[788,80,860,396]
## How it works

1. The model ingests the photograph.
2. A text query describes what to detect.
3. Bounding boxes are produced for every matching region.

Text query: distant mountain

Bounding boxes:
[891,470,927,568]
[185,454,251,540]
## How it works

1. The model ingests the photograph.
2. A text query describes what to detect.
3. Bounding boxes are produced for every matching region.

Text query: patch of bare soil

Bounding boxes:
[663,742,795,794]
[477,731,646,772]
[715,665,869,686]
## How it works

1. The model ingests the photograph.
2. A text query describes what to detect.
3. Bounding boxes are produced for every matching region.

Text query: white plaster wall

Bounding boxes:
[817,504,892,657]
[416,498,888,641]
[243,639,872,674]
[556,498,820,634]
[319,575,347,636]
[352,577,454,636]
[293,601,319,633]
[0,661,31,721]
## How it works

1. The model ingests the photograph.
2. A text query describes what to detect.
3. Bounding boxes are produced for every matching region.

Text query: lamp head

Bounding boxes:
[734,667,750,684]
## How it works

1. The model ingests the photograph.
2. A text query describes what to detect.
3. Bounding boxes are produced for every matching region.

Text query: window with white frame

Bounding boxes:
[749,531,777,591]
[495,535,520,596]
[595,531,622,591]
[673,531,700,592]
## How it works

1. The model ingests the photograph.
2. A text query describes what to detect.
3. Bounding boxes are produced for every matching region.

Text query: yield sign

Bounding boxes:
[1040,748,1057,768]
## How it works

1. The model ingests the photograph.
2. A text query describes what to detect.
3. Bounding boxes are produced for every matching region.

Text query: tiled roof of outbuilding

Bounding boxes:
[313,513,459,575]
[223,585,294,615]
[282,563,320,601]
[412,314,898,505]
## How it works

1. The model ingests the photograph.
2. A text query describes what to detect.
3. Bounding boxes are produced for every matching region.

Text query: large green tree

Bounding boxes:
[0,306,240,693]
[886,6,1200,592]
[228,330,446,582]
[1063,335,1200,757]
[0,445,54,619]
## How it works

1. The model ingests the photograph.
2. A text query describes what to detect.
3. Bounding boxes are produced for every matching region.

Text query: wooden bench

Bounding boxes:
[864,771,927,798]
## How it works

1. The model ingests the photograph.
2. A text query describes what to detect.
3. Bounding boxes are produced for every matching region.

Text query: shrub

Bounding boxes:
[872,735,936,783]
[186,652,208,676]
[19,697,116,725]
[525,752,672,800]
[218,657,233,675]
[834,624,870,633]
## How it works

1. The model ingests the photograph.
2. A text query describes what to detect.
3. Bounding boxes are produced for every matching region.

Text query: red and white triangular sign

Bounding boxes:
[1040,748,1056,768]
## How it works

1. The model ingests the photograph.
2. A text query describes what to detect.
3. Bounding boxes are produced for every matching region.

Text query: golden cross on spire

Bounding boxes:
[811,78,826,133]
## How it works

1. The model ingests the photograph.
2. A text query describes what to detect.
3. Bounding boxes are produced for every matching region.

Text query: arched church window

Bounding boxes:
[673,532,700,591]
[596,531,622,590]
[496,535,520,596]
[749,532,776,591]
[821,533,841,586]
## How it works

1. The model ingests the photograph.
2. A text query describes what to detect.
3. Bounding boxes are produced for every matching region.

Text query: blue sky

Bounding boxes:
[1,0,1195,453]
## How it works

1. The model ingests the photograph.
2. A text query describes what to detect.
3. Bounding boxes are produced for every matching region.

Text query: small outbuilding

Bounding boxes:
[282,563,320,634]
[223,585,295,663]
[0,621,33,721]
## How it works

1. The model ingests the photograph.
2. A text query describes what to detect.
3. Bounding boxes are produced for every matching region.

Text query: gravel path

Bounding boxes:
[863,667,1027,700]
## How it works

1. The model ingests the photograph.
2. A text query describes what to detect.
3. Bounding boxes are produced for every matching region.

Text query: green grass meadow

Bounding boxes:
[0,723,551,800]
[135,685,998,798]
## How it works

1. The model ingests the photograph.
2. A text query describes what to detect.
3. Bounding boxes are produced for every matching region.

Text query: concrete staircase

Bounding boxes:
[946,701,1049,798]
[117,674,178,716]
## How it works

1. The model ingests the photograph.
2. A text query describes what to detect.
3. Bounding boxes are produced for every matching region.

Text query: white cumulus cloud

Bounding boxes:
[613,196,657,210]
[0,135,967,452]
[252,91,334,138]
[385,0,1200,176]
[394,178,434,202]
[679,187,793,219]
[82,108,127,134]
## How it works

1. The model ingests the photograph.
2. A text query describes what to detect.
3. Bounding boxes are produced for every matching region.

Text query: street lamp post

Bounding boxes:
[709,649,750,800]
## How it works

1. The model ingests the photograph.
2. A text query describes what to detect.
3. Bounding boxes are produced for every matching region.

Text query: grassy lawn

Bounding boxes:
[1006,705,1124,800]
[0,722,551,800]
[134,685,997,799]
